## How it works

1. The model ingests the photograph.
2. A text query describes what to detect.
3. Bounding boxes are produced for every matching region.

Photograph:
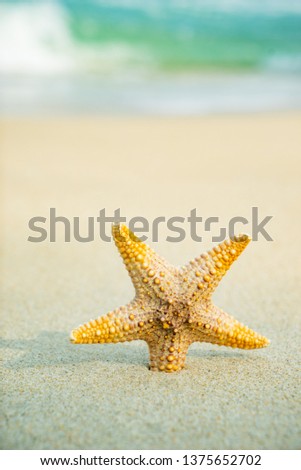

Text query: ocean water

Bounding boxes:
[1,0,301,114]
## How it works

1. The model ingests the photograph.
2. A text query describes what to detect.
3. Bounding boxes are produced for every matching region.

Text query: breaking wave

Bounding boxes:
[1,0,301,76]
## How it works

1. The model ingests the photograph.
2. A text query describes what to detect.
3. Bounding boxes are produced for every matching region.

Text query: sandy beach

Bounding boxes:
[1,112,301,449]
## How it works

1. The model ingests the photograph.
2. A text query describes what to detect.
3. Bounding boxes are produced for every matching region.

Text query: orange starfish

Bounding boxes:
[71,224,269,373]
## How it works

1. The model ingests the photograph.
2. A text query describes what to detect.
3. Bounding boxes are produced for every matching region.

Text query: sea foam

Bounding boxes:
[0,2,152,76]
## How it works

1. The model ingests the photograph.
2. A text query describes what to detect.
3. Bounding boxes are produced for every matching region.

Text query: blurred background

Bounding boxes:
[1,0,301,115]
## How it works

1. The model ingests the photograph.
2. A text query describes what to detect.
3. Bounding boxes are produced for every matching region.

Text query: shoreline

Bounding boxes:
[1,71,301,117]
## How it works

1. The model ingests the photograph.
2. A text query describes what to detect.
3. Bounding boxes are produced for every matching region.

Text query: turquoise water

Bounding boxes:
[66,0,301,72]
[1,0,301,114]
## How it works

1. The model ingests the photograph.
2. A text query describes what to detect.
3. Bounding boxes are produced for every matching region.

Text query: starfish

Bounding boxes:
[71,224,269,373]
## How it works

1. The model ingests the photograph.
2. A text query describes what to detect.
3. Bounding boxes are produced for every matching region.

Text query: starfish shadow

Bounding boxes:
[0,332,149,370]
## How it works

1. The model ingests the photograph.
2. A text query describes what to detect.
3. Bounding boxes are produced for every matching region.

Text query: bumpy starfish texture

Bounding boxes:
[71,224,269,373]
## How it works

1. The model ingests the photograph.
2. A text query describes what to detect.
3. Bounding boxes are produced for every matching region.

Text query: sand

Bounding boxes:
[1,113,301,449]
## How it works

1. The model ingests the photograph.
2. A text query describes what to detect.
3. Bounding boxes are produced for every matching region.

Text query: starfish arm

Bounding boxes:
[70,301,156,345]
[181,234,251,298]
[191,304,270,350]
[147,329,193,372]
[112,224,177,301]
